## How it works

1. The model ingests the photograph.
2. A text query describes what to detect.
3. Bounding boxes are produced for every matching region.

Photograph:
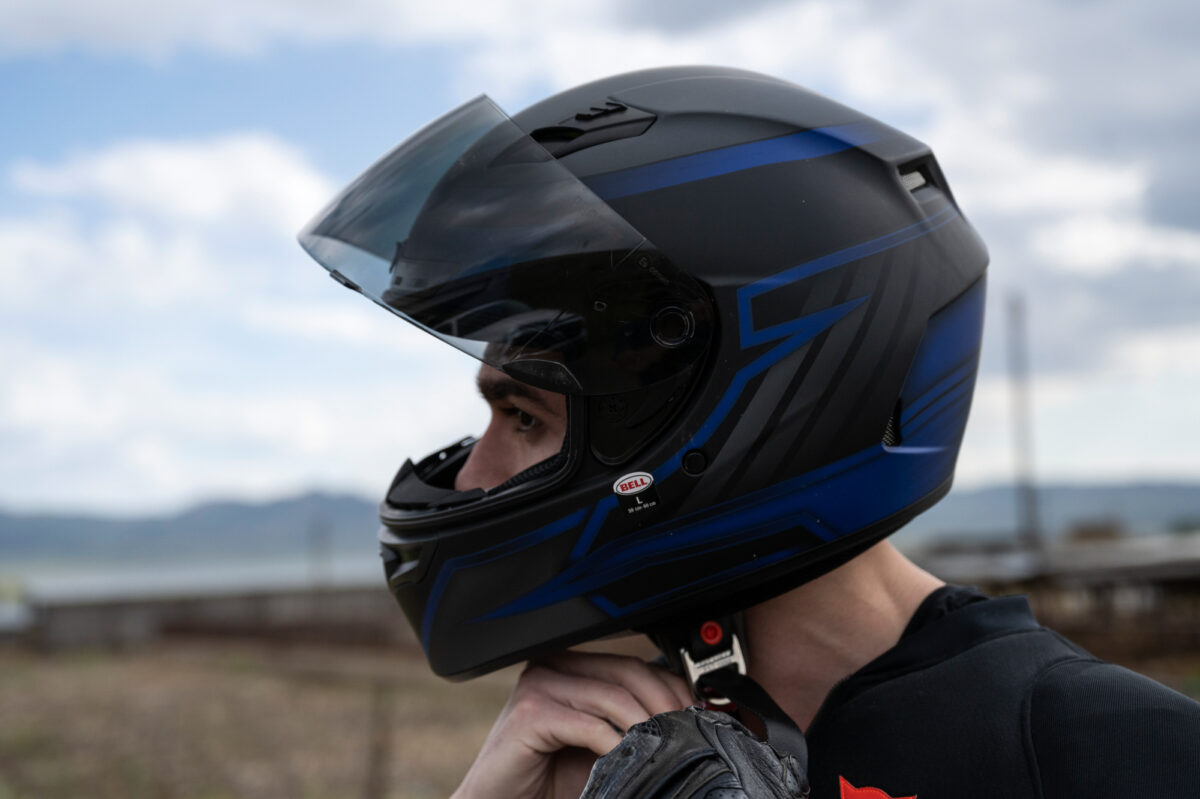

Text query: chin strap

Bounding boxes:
[697,668,809,778]
[648,614,810,775]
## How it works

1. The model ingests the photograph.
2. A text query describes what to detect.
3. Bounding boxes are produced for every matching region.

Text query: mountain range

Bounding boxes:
[3,482,1199,570]
[0,492,379,569]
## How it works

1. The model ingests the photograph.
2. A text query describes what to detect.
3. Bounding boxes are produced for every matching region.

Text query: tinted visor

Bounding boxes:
[299,96,712,395]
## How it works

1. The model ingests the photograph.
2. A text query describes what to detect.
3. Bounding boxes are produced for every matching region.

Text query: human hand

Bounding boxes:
[580,708,809,799]
[450,650,693,799]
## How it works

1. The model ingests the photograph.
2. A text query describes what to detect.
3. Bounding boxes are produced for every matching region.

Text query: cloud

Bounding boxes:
[615,0,797,33]
[3,0,1198,508]
[0,211,217,310]
[958,323,1200,488]
[1109,324,1200,381]
[0,335,486,512]
[460,4,868,104]
[5,0,1197,233]
[937,128,1148,218]
[0,0,599,59]
[0,133,489,513]
[10,133,332,235]
[2,134,338,314]
[1031,214,1200,275]
[845,0,1200,237]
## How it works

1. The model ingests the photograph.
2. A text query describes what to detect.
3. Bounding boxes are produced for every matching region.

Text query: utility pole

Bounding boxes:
[1007,292,1043,553]
[308,514,333,588]
[308,514,332,630]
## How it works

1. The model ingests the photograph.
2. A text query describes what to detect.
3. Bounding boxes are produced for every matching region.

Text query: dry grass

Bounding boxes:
[0,640,516,799]
[1,639,1196,799]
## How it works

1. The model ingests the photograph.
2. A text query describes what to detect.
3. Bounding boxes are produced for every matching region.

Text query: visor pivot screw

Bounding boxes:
[699,620,724,646]
[593,300,608,312]
[651,307,694,348]
[683,450,708,476]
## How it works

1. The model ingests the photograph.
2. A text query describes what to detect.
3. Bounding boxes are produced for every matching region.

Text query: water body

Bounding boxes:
[0,552,384,633]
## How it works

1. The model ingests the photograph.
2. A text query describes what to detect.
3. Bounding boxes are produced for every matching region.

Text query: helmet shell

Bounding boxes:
[362,67,988,678]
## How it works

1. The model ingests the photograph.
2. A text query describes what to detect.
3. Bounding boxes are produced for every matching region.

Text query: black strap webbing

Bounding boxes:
[699,668,810,775]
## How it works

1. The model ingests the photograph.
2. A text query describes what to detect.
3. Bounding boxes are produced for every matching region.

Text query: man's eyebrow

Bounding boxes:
[476,374,560,415]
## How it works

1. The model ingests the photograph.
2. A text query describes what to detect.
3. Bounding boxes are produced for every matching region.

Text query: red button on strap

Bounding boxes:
[699,620,723,646]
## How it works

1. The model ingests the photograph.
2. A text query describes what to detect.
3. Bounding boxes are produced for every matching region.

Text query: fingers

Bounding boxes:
[505,683,626,756]
[453,678,619,799]
[452,651,695,799]
[541,650,695,715]
[657,663,698,710]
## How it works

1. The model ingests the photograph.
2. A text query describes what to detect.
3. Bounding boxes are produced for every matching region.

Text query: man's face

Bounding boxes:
[454,364,569,491]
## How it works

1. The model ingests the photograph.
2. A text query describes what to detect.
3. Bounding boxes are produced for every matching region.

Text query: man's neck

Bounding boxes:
[743,540,943,731]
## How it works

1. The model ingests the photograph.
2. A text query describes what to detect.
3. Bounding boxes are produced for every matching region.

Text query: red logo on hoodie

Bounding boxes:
[839,776,916,799]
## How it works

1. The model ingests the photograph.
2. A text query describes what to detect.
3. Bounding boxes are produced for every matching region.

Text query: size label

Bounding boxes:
[613,471,659,515]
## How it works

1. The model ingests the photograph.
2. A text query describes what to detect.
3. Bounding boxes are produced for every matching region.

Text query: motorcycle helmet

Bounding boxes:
[298,65,988,679]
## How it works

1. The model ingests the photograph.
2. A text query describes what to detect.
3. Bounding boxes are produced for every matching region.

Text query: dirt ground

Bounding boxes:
[1,639,1197,799]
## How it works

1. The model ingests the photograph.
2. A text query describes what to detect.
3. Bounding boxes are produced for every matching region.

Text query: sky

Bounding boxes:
[2,0,1198,515]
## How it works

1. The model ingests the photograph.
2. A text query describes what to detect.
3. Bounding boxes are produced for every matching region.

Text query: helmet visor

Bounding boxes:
[299,96,712,395]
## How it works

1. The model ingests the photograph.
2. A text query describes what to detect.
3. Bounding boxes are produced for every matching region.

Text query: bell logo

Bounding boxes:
[613,472,654,496]
[839,776,915,799]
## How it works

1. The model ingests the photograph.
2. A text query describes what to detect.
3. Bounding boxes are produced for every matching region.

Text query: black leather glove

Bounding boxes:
[579,707,809,799]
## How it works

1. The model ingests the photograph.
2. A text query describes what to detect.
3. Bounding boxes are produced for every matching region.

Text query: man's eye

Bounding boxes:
[500,406,540,432]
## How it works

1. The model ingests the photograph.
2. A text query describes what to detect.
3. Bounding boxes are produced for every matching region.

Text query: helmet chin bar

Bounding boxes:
[385,438,483,511]
[386,425,574,514]
[416,437,476,487]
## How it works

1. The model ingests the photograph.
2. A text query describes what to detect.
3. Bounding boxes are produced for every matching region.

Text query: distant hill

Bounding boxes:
[0,492,379,568]
[900,481,1200,545]
[3,483,1199,570]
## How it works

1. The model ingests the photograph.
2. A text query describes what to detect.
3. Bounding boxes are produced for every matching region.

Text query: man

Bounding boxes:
[300,67,1199,797]
[446,367,943,797]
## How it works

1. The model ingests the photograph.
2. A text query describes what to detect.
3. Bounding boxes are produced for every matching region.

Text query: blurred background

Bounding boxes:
[2,0,1199,797]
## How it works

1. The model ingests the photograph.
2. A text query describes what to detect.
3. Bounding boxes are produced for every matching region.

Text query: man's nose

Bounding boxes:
[453,429,509,492]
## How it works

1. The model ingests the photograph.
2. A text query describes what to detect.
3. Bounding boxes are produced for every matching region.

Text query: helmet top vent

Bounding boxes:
[530,100,656,158]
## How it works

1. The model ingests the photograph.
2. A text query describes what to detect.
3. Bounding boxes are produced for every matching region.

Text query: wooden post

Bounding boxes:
[364,679,395,799]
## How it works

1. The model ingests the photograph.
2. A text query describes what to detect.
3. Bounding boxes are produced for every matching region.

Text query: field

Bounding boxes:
[1,639,1198,799]
[0,641,517,799]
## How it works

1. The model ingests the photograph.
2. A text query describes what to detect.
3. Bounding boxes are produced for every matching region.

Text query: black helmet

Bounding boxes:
[299,66,988,679]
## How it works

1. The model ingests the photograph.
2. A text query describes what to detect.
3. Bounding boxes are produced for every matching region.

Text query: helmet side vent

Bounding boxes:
[898,157,934,193]
[898,156,956,203]
[898,156,958,209]
[900,168,928,192]
[882,401,903,447]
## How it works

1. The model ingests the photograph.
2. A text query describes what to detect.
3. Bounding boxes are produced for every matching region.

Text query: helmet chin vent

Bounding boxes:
[882,401,903,447]
[382,542,426,586]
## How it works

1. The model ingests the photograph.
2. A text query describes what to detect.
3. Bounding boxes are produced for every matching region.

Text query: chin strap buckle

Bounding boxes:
[648,613,746,708]
[646,613,809,786]
[645,612,749,707]
[681,630,746,708]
